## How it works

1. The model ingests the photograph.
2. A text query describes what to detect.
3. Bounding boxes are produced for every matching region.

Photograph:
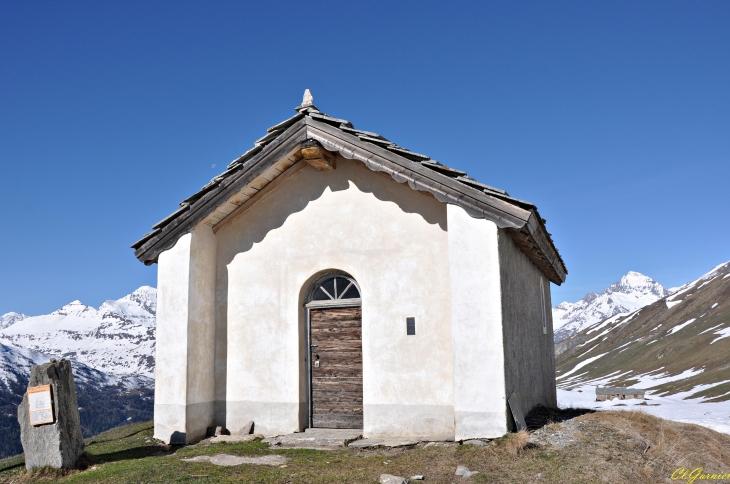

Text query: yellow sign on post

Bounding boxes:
[28,385,55,426]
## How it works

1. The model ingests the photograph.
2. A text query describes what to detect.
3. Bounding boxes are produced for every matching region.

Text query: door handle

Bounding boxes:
[310,344,318,348]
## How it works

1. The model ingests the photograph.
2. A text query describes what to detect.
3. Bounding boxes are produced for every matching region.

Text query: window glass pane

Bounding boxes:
[334,277,348,298]
[312,287,331,301]
[320,278,336,299]
[341,284,360,299]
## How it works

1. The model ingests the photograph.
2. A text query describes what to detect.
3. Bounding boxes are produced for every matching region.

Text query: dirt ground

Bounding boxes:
[1,408,729,483]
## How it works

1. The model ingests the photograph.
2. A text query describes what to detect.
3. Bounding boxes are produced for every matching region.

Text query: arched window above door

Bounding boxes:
[311,275,360,302]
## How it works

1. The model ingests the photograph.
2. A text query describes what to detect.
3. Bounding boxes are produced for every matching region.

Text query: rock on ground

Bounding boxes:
[455,465,479,478]
[264,428,362,449]
[379,474,409,484]
[529,420,581,449]
[209,433,263,443]
[237,420,254,435]
[349,438,419,448]
[181,454,287,466]
[18,359,84,470]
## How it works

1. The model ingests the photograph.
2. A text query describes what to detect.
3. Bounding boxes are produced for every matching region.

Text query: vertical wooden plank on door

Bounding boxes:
[310,306,363,428]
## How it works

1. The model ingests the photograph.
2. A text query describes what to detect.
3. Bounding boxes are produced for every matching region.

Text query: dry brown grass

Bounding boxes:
[505,430,530,455]
[13,466,80,483]
[2,411,729,483]
[572,410,730,483]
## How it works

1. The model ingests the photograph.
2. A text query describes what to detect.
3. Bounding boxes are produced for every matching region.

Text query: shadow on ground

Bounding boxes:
[0,458,23,475]
[82,445,179,467]
[525,405,595,431]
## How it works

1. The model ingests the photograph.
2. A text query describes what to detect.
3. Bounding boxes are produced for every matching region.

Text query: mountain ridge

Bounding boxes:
[0,312,27,331]
[0,286,157,459]
[553,271,670,342]
[555,260,730,402]
[0,286,157,378]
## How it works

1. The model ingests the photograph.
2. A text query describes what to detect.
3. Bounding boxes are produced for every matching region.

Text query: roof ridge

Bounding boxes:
[131,94,566,284]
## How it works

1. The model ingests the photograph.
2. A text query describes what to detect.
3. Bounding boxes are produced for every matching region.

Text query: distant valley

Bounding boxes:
[554,261,730,433]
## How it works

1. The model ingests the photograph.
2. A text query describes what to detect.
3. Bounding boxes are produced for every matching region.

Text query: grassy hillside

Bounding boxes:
[0,383,153,459]
[2,409,730,483]
[556,261,730,400]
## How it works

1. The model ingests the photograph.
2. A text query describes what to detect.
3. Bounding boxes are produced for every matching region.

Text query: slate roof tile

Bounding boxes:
[130,228,161,250]
[151,205,190,230]
[131,97,566,283]
[266,112,305,133]
[356,135,395,148]
[386,146,431,162]
[136,100,524,234]
[254,129,282,146]
[420,161,467,177]
[454,176,508,195]
[340,127,390,141]
[226,145,263,170]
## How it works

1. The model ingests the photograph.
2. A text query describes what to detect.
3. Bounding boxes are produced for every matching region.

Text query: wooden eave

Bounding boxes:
[133,111,567,284]
[133,118,310,264]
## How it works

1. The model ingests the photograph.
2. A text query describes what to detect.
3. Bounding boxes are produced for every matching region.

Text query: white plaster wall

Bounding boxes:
[154,225,218,444]
[447,205,508,440]
[215,158,454,438]
[185,225,217,441]
[155,233,192,443]
[498,230,557,420]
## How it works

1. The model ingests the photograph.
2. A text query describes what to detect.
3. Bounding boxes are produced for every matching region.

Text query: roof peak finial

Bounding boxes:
[302,89,313,108]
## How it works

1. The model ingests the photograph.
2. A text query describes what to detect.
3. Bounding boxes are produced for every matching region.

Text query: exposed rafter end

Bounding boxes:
[301,140,336,171]
[505,227,567,285]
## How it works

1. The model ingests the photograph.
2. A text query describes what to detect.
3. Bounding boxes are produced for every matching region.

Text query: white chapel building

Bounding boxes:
[132,91,567,444]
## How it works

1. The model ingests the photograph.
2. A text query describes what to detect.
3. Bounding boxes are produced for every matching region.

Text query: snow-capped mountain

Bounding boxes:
[0,342,125,392]
[0,287,157,459]
[0,286,157,378]
[553,271,670,342]
[0,312,27,330]
[555,260,730,433]
[0,342,48,389]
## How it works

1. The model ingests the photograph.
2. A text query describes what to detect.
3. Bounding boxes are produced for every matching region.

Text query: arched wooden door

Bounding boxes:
[306,274,363,429]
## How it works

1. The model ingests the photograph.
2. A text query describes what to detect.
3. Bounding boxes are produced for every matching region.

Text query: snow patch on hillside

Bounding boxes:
[556,260,730,435]
[558,383,730,435]
[664,261,730,308]
[556,352,607,380]
[667,318,697,335]
[710,327,730,345]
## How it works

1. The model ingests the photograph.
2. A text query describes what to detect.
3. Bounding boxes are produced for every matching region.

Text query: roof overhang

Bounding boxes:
[133,117,567,284]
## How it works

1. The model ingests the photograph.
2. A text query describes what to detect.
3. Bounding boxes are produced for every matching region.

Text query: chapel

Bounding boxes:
[132,91,567,444]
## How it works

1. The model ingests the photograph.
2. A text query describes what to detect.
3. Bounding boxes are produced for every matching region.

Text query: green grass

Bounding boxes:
[0,420,595,484]
[3,410,729,483]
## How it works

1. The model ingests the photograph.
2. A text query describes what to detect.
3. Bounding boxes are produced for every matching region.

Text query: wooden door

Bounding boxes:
[310,306,363,428]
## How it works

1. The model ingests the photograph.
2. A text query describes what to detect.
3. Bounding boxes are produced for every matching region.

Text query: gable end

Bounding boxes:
[132,102,567,284]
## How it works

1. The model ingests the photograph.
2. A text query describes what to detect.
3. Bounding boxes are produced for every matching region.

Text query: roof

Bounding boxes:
[596,387,646,395]
[131,92,568,284]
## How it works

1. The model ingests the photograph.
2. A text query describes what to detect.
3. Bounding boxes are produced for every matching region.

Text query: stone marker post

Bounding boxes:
[17,359,85,470]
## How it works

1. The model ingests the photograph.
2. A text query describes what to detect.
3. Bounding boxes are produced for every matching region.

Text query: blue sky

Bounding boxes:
[1,1,728,315]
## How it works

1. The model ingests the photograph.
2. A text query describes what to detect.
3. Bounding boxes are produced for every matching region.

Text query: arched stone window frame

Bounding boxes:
[305,271,362,309]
